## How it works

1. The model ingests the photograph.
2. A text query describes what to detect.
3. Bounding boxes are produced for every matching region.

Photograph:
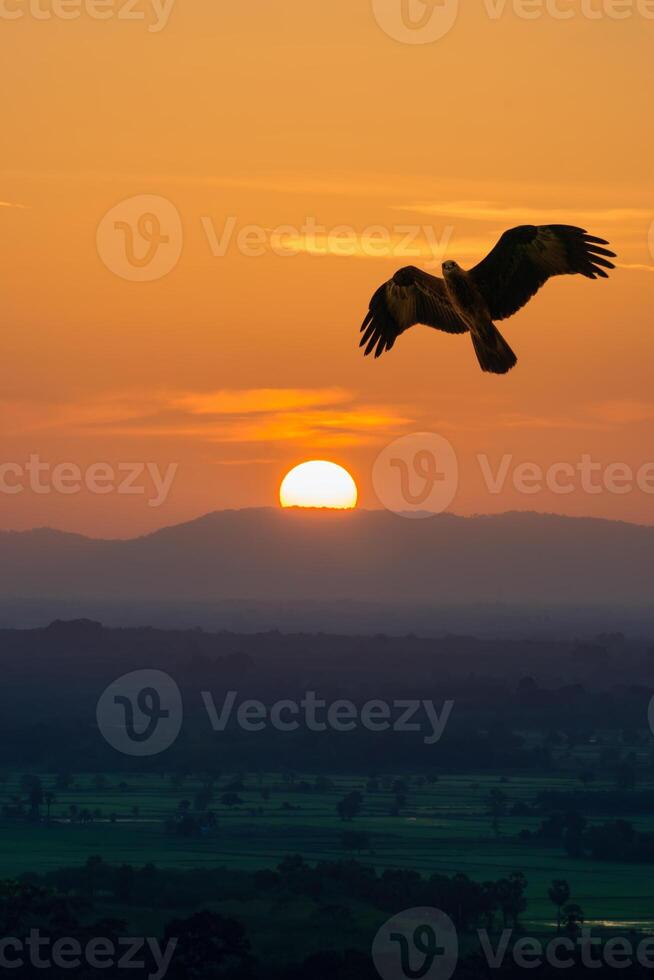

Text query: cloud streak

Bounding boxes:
[2,388,415,450]
[395,201,653,225]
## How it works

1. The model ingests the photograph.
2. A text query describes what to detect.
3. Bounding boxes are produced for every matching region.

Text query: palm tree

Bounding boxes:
[548,880,571,934]
[562,903,585,939]
[487,789,507,837]
[44,792,55,826]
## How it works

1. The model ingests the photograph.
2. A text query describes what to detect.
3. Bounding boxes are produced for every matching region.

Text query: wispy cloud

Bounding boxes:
[0,394,161,434]
[5,170,650,203]
[210,457,276,467]
[616,262,654,273]
[493,412,609,432]
[428,410,611,434]
[175,388,350,415]
[2,388,414,450]
[590,400,654,425]
[490,403,654,432]
[104,405,412,449]
[394,201,652,225]
[265,227,453,262]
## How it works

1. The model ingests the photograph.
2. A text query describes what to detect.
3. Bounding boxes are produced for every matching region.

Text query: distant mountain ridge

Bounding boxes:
[1,508,653,606]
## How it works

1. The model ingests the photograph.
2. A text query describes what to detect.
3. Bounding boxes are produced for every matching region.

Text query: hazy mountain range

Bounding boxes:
[1,509,653,615]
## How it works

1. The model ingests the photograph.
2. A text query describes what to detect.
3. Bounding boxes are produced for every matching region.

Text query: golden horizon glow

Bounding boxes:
[279,461,358,510]
[2,4,654,536]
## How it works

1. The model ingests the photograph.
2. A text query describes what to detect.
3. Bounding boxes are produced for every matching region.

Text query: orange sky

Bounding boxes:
[1,0,653,536]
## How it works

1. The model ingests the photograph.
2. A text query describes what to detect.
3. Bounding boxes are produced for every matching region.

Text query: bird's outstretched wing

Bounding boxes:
[469,225,616,322]
[360,266,468,358]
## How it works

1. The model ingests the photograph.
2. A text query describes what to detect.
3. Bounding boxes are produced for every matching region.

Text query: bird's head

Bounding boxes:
[442,260,460,277]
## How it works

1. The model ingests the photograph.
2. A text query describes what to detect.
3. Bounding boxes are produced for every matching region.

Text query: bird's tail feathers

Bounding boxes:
[471,323,517,375]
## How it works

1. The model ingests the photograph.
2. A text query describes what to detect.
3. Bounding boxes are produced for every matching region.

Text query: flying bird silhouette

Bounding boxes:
[359,225,616,374]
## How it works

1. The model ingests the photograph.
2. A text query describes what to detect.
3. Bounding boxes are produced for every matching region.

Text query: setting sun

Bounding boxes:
[279,461,358,510]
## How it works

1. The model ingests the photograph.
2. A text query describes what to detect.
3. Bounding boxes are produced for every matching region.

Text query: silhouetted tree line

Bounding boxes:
[1,622,653,774]
[24,854,525,930]
[523,808,654,862]
[535,786,654,815]
[4,866,654,979]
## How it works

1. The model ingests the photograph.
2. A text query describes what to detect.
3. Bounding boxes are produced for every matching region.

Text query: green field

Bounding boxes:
[2,766,653,935]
